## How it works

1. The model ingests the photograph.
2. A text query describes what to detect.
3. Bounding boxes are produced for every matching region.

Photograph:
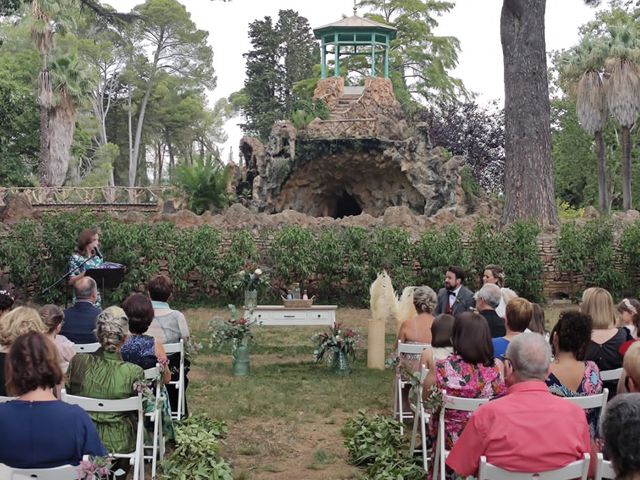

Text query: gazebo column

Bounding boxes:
[384,44,389,78]
[321,42,326,79]
[371,40,376,77]
[334,44,340,77]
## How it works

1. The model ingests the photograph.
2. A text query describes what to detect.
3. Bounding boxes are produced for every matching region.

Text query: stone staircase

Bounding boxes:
[329,88,364,120]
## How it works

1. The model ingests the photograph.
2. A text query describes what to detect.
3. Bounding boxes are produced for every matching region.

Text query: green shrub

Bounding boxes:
[174,157,231,214]
[367,227,415,293]
[556,222,587,300]
[582,219,622,296]
[501,222,544,302]
[618,220,640,296]
[342,410,423,480]
[268,225,317,289]
[414,226,470,289]
[159,415,232,480]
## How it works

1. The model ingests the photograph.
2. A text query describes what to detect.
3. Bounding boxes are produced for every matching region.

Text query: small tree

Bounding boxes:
[174,156,230,214]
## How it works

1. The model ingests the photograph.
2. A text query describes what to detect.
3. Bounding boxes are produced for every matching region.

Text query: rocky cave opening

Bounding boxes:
[333,190,362,218]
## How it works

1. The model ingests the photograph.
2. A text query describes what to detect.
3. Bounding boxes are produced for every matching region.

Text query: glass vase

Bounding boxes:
[331,349,351,375]
[244,289,258,310]
[232,337,251,376]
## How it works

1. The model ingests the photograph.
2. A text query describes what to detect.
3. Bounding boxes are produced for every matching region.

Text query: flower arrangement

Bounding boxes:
[229,267,269,292]
[77,456,124,479]
[312,323,362,363]
[208,304,260,348]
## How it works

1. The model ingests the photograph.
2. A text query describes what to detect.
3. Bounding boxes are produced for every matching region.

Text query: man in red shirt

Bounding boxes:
[447,332,591,477]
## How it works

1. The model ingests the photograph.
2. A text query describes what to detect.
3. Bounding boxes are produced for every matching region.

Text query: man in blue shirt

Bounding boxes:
[61,277,101,344]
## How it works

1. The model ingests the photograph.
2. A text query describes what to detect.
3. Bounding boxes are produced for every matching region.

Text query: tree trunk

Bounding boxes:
[595,130,609,213]
[38,105,51,186]
[47,99,75,187]
[500,0,558,227]
[623,125,632,211]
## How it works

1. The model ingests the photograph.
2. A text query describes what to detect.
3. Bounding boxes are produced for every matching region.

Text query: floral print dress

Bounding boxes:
[429,353,506,449]
[546,360,603,438]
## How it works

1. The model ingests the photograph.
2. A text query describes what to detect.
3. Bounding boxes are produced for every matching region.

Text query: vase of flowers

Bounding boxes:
[209,305,259,376]
[230,267,269,309]
[312,323,361,375]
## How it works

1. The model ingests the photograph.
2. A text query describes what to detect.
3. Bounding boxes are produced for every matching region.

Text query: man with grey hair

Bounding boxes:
[447,333,591,477]
[602,394,640,479]
[475,283,506,338]
[61,276,101,344]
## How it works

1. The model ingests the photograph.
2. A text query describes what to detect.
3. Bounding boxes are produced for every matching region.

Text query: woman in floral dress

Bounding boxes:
[546,310,603,437]
[424,312,506,450]
[68,228,103,307]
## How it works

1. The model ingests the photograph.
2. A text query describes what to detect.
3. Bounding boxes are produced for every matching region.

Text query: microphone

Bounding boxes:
[93,246,103,259]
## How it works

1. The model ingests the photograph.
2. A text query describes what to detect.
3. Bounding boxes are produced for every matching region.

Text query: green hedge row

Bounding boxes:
[0,211,544,307]
[557,218,640,300]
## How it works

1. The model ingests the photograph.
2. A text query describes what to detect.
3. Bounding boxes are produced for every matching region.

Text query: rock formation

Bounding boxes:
[239,76,476,218]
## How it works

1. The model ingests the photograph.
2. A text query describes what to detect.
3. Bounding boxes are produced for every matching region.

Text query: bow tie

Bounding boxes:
[448,290,457,297]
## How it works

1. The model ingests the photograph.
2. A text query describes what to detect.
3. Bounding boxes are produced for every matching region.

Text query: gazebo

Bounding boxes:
[313,13,397,79]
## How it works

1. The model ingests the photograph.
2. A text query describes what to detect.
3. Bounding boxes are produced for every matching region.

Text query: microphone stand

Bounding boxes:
[41,254,99,297]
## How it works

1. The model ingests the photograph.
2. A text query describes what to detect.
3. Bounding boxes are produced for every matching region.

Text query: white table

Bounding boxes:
[249,305,337,326]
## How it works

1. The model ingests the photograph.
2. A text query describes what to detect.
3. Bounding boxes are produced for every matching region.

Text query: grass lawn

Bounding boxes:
[183,303,572,479]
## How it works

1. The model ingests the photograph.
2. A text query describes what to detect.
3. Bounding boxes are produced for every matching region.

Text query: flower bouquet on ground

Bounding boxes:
[312,323,362,374]
[208,305,261,376]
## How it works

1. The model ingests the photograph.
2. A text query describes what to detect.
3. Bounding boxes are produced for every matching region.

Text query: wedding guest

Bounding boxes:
[546,310,603,437]
[39,304,75,374]
[482,265,507,317]
[492,297,533,360]
[121,293,171,384]
[0,332,105,468]
[528,302,548,338]
[602,394,640,480]
[0,307,47,396]
[147,274,191,416]
[424,312,506,450]
[618,297,640,340]
[582,287,631,397]
[395,286,438,371]
[61,277,101,344]
[66,307,144,463]
[0,288,15,318]
[474,284,506,338]
[419,313,455,376]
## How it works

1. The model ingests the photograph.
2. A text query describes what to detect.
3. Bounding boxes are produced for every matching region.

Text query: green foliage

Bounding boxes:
[367,227,414,290]
[557,200,585,220]
[414,226,470,289]
[501,222,544,302]
[620,219,640,296]
[460,165,480,211]
[342,410,423,480]
[556,222,588,300]
[174,157,231,214]
[268,225,316,287]
[290,109,316,130]
[159,415,232,480]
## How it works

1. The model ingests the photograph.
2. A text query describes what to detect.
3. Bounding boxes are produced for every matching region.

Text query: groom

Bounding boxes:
[435,266,475,316]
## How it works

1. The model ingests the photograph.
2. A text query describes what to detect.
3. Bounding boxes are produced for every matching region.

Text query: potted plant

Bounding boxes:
[209,305,260,376]
[312,323,362,375]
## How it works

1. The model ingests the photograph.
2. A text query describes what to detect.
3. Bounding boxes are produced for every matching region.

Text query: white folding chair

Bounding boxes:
[600,368,623,382]
[164,339,186,421]
[432,391,490,480]
[72,343,101,354]
[0,462,79,480]
[562,388,609,435]
[408,364,430,471]
[143,365,164,479]
[595,452,616,480]
[478,453,590,480]
[61,390,145,480]
[393,340,430,434]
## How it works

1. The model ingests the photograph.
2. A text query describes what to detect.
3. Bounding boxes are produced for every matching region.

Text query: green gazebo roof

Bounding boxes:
[313,15,397,40]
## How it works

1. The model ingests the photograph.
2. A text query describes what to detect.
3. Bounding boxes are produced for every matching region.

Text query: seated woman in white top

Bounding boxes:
[419,314,455,375]
[146,274,190,417]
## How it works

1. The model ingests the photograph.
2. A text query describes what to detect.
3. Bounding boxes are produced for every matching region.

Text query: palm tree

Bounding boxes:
[560,37,610,213]
[45,54,95,186]
[604,24,640,211]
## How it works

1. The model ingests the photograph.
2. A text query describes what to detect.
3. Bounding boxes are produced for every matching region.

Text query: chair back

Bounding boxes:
[144,365,161,381]
[0,462,79,480]
[61,390,143,414]
[478,453,590,480]
[600,368,623,382]
[563,389,608,410]
[594,453,615,480]
[397,340,430,356]
[0,396,16,403]
[163,339,186,420]
[72,343,100,354]
[163,340,184,355]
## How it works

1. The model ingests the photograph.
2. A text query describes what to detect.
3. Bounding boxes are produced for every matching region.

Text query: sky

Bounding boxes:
[105,0,606,161]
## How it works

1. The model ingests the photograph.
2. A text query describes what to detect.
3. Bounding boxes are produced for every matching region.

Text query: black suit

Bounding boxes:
[435,286,475,315]
[480,309,506,338]
[61,301,101,344]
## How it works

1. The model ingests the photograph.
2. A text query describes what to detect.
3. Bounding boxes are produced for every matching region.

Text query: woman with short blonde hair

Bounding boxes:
[0,307,47,396]
[582,287,631,398]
